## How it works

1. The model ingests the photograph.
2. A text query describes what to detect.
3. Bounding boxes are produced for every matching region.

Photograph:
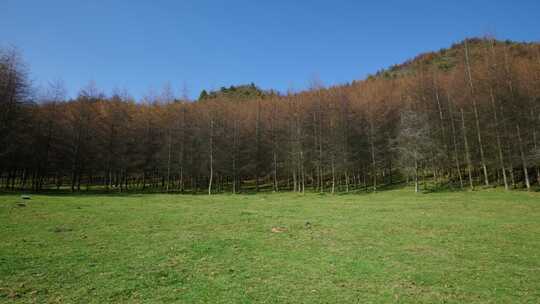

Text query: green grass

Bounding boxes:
[1,189,539,303]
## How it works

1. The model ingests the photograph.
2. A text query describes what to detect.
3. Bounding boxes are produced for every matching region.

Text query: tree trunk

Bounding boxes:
[414,154,419,193]
[489,87,509,190]
[166,129,172,192]
[255,99,261,192]
[344,171,349,193]
[369,121,377,191]
[448,94,464,189]
[232,120,238,194]
[485,39,509,190]
[460,108,474,190]
[208,119,214,195]
[273,151,278,192]
[331,156,335,194]
[318,100,324,193]
[433,73,449,161]
[516,125,531,191]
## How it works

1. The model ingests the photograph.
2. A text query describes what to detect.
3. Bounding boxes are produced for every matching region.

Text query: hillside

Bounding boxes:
[1,37,539,194]
[371,38,540,79]
[195,38,540,99]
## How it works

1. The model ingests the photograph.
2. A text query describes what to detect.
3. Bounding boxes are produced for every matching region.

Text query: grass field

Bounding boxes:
[1,190,539,303]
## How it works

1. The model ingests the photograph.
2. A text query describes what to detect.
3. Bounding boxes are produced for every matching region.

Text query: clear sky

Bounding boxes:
[2,0,540,100]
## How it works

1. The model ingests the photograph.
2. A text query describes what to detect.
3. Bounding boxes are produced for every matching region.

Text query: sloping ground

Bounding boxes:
[371,38,539,79]
[1,190,539,303]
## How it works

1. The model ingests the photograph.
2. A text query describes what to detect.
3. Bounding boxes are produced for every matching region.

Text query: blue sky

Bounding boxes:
[2,0,539,100]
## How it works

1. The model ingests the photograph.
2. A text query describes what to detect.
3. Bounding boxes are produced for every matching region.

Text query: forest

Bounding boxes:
[1,37,539,194]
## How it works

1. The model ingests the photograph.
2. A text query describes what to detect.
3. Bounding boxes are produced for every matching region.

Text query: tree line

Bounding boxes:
[1,38,539,193]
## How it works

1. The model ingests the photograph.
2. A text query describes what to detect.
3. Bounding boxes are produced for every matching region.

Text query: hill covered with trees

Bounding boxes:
[1,37,539,193]
[372,38,538,78]
[198,83,272,101]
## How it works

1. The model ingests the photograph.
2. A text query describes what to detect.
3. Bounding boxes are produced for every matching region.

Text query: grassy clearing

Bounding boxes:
[1,190,539,303]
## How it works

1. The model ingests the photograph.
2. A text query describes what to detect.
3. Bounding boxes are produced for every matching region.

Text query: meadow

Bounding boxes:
[1,189,539,303]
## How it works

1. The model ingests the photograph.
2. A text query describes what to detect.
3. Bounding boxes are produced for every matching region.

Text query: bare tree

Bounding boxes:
[464,39,489,186]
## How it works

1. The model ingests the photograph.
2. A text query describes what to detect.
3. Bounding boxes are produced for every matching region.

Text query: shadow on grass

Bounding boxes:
[1,180,537,197]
